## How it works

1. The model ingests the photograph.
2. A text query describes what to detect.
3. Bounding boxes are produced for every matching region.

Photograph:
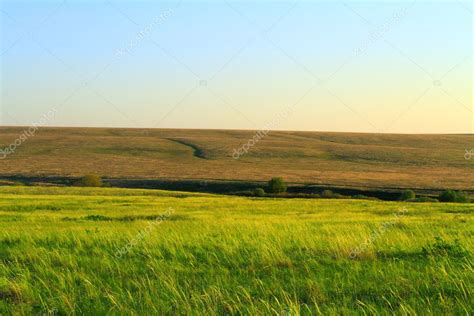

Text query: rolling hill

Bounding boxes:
[0,127,473,190]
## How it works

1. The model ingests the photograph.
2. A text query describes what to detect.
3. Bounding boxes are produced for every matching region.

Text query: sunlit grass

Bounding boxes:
[0,187,472,315]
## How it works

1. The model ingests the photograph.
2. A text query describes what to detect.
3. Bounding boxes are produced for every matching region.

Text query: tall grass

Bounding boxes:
[0,187,472,315]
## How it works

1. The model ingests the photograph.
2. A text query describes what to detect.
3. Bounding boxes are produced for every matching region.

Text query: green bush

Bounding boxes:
[267,178,287,194]
[321,190,334,199]
[453,191,470,203]
[439,190,470,203]
[439,190,456,202]
[400,189,416,201]
[76,175,103,187]
[253,188,265,197]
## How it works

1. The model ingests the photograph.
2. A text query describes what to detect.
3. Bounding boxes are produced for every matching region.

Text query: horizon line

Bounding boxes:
[0,124,473,136]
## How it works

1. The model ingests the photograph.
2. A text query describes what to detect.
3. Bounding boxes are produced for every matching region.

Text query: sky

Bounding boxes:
[0,0,472,133]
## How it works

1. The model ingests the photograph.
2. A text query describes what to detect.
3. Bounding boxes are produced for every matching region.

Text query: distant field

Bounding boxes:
[0,186,472,314]
[0,127,473,190]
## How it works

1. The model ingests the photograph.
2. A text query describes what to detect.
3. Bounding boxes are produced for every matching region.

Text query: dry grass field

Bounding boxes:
[0,127,473,190]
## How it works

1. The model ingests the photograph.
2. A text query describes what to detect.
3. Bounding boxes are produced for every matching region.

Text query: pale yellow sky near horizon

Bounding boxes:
[1,1,472,133]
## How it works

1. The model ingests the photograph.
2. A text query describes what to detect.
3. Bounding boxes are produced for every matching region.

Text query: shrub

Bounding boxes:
[439,190,470,203]
[253,188,265,197]
[400,189,415,201]
[267,178,287,194]
[453,191,470,203]
[439,190,457,202]
[321,190,334,199]
[76,175,103,187]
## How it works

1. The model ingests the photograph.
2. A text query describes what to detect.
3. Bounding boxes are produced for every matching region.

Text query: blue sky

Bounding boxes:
[1,0,472,133]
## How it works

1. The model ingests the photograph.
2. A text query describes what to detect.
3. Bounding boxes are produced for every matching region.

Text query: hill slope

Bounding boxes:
[0,127,473,189]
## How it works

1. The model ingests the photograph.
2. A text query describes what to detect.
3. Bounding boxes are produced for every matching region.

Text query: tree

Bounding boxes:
[439,190,457,202]
[439,190,470,203]
[254,188,265,197]
[267,178,287,194]
[76,175,103,187]
[400,189,416,201]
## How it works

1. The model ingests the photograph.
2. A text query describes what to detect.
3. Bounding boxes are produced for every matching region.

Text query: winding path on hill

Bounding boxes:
[166,138,209,159]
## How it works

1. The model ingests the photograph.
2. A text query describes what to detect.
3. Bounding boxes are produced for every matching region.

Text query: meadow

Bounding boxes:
[1,127,473,190]
[0,186,472,315]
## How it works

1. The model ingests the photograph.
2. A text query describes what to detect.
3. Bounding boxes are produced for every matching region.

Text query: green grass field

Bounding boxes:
[1,186,472,315]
